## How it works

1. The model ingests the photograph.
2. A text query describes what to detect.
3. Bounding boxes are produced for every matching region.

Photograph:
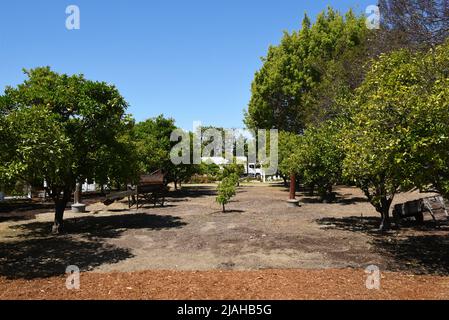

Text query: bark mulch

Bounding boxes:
[1,269,449,300]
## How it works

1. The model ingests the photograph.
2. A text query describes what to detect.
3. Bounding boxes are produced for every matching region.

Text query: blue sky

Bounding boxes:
[0,0,373,130]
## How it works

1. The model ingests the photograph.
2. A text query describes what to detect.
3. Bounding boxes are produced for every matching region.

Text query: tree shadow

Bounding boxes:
[0,214,36,223]
[211,209,245,214]
[316,216,449,275]
[373,235,449,275]
[137,204,177,209]
[168,186,217,199]
[0,213,188,280]
[317,216,382,234]
[225,210,245,214]
[336,196,370,205]
[13,213,187,239]
[0,236,133,280]
[301,197,330,204]
[107,208,132,213]
[0,201,56,222]
[301,193,369,205]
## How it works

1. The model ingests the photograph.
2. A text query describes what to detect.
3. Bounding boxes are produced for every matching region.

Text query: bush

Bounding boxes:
[189,174,216,184]
[198,163,221,180]
[296,122,344,202]
[216,176,237,212]
[221,163,245,179]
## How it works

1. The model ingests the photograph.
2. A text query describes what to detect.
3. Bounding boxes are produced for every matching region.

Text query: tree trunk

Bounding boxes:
[174,180,178,191]
[222,203,226,213]
[320,184,334,202]
[379,210,391,232]
[363,184,395,232]
[52,199,67,234]
[289,173,296,200]
[282,175,288,187]
[52,188,71,234]
[309,184,315,196]
[378,196,393,232]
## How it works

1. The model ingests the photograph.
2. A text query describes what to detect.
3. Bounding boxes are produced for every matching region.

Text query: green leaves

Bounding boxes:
[342,40,449,216]
[245,7,367,132]
[0,106,73,188]
[278,131,303,175]
[0,67,132,195]
[221,163,244,181]
[132,115,200,187]
[278,121,343,200]
[216,175,238,212]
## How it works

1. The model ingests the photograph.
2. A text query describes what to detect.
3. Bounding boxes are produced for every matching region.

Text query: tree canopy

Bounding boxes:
[133,115,199,190]
[0,67,133,233]
[245,8,368,132]
[342,40,449,230]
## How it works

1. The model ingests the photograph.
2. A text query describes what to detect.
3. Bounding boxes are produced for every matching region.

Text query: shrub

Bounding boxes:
[216,176,237,212]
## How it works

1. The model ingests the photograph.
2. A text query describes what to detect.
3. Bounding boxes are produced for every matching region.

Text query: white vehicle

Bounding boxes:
[245,163,265,179]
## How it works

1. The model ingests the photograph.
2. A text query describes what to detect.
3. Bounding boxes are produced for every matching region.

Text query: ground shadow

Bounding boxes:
[269,183,369,206]
[211,209,246,214]
[373,235,449,275]
[225,210,245,213]
[168,186,217,200]
[0,202,56,223]
[0,213,187,279]
[300,197,322,204]
[0,199,63,210]
[106,208,132,213]
[318,216,384,234]
[336,196,370,205]
[301,194,368,205]
[137,204,177,209]
[0,214,36,223]
[0,236,133,279]
[14,213,187,239]
[317,216,449,275]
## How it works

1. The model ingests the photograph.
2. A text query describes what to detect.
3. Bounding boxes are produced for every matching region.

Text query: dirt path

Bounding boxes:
[1,269,449,300]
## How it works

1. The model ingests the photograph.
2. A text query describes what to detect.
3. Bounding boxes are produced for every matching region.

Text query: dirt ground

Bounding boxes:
[2,269,449,300]
[1,183,449,299]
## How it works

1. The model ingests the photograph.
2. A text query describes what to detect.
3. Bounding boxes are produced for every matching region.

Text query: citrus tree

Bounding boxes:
[278,131,302,176]
[216,176,237,213]
[133,116,199,190]
[342,42,449,230]
[245,8,368,132]
[297,122,344,201]
[245,8,367,200]
[221,162,244,185]
[0,67,133,233]
[401,41,449,197]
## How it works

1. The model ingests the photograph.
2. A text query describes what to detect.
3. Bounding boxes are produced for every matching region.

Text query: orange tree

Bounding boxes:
[0,67,135,233]
[343,41,449,230]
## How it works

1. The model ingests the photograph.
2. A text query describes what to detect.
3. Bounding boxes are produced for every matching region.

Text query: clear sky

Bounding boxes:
[0,0,373,130]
